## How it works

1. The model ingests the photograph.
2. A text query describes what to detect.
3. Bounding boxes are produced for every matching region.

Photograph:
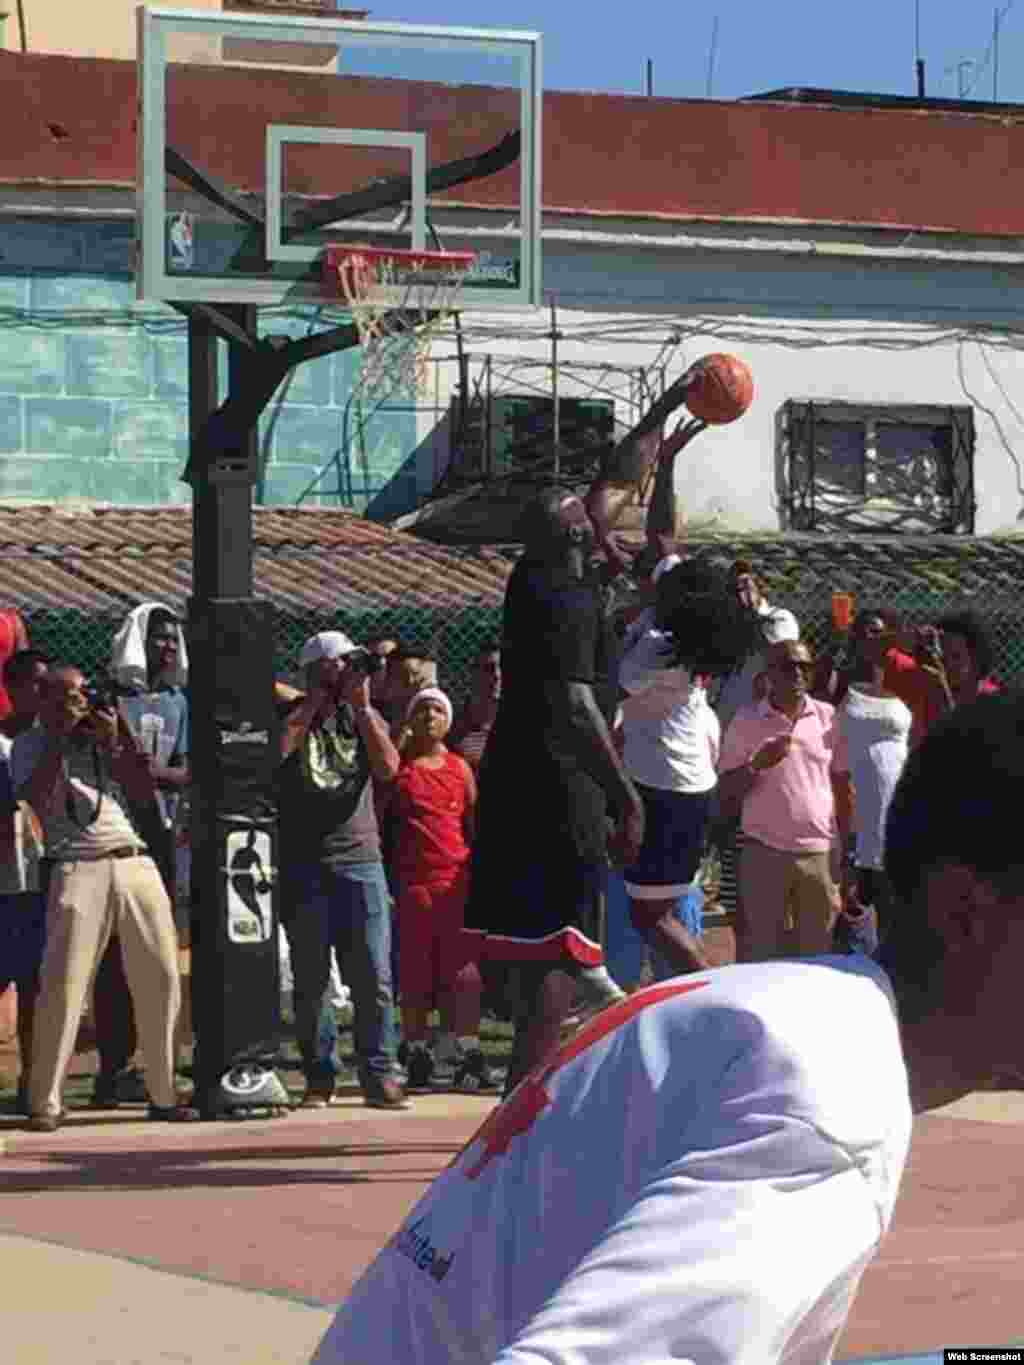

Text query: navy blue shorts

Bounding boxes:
[624,786,712,900]
[0,891,46,988]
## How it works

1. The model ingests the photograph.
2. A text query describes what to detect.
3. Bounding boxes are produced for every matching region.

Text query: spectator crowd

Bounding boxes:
[0,494,1008,1126]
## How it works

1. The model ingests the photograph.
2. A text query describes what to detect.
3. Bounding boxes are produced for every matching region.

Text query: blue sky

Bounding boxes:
[376,0,1024,104]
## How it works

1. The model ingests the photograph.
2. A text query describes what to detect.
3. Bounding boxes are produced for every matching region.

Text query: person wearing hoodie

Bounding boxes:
[89,603,190,1109]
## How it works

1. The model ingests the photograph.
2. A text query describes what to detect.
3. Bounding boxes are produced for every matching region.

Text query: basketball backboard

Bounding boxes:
[136,7,542,310]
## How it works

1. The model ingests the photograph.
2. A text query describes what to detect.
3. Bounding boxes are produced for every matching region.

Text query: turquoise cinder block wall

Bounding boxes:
[0,218,417,513]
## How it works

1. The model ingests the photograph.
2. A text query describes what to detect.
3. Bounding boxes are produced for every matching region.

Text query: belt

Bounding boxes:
[41,846,148,867]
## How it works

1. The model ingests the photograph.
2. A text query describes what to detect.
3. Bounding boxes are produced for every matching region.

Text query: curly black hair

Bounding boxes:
[654,558,766,678]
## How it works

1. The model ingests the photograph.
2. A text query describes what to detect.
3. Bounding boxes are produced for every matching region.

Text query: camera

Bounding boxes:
[345,647,387,677]
[82,679,118,713]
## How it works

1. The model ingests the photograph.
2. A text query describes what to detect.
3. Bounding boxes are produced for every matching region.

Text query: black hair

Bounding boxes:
[881,692,1024,987]
[44,661,82,686]
[3,647,50,688]
[937,609,995,678]
[391,643,436,664]
[520,485,578,553]
[851,607,885,636]
[475,641,501,660]
[654,558,766,677]
[146,607,180,641]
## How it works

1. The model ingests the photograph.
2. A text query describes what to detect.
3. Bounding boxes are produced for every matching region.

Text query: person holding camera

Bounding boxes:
[816,609,951,751]
[11,664,194,1130]
[87,603,191,1110]
[277,631,406,1110]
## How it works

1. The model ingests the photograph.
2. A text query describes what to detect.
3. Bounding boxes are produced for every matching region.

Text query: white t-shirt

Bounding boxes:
[618,627,720,793]
[313,958,913,1365]
[840,688,912,870]
[716,600,800,734]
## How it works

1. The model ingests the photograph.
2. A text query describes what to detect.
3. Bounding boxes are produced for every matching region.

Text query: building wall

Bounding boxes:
[3,0,365,63]
[2,0,221,57]
[430,242,1024,537]
[0,218,417,512]
[2,216,1024,534]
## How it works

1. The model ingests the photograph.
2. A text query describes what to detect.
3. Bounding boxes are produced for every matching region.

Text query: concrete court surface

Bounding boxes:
[2,1089,1024,1364]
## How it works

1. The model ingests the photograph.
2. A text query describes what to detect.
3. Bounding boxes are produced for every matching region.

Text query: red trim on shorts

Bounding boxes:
[479,927,604,968]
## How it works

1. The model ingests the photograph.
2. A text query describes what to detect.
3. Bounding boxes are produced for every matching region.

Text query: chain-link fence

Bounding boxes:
[21,601,505,705]
[686,536,1024,687]
[17,536,1024,691]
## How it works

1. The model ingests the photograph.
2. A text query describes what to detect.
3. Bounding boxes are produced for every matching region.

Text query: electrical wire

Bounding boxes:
[961,0,1019,98]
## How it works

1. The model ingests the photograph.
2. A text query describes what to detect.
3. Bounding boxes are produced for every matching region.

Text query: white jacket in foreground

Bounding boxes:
[312,957,913,1365]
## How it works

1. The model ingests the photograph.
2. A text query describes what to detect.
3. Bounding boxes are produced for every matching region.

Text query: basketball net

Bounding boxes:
[325,247,476,406]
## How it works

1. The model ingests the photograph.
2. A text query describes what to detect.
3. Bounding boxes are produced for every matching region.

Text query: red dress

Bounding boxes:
[0,610,27,722]
[391,751,474,1007]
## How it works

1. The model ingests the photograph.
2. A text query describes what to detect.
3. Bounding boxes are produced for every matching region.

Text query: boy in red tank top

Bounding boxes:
[388,688,499,1093]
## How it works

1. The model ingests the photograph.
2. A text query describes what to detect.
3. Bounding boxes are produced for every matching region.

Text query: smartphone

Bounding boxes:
[831,592,856,634]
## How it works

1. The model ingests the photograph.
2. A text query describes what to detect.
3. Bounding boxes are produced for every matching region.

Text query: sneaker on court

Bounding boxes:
[405,1043,435,1090]
[298,1081,335,1109]
[91,1066,149,1109]
[452,1048,502,1093]
[576,968,627,1012]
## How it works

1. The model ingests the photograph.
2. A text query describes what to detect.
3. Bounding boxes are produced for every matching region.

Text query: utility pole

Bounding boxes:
[994,6,1001,102]
[549,296,562,481]
[706,16,720,98]
[914,0,924,96]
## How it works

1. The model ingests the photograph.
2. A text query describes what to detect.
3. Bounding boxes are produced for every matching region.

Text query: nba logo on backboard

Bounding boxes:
[167,211,194,271]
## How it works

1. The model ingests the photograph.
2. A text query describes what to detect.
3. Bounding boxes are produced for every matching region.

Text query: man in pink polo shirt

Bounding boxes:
[718,640,852,962]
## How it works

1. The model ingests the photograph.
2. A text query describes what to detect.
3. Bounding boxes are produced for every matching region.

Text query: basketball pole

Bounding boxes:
[181,303,360,1118]
[185,308,290,1118]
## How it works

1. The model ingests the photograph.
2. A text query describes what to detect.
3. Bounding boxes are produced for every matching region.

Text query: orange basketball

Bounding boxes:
[684,353,754,425]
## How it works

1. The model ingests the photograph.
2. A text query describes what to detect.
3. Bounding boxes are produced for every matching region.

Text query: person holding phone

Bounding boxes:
[87,603,191,1110]
[718,640,852,962]
[12,664,195,1130]
[277,631,406,1110]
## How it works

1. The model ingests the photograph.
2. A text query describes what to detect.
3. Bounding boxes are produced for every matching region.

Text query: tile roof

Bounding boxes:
[0,506,513,616]
[5,51,1024,238]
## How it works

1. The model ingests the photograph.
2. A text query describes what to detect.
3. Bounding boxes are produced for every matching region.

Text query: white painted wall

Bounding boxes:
[413,240,1024,536]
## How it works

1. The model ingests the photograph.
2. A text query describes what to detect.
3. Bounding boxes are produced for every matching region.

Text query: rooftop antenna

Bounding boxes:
[914,0,925,97]
[645,58,653,96]
[994,6,1001,101]
[706,16,720,98]
[951,59,974,97]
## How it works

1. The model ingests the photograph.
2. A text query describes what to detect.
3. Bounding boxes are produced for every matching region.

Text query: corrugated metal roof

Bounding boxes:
[0,507,513,615]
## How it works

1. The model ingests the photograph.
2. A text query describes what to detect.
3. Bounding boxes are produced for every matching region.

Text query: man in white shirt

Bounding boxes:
[313,693,1024,1365]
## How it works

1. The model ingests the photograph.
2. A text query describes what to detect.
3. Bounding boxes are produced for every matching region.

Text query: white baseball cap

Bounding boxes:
[298,631,358,668]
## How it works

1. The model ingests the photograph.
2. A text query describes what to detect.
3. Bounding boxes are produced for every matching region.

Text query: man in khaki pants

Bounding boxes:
[11,664,196,1130]
[717,641,853,961]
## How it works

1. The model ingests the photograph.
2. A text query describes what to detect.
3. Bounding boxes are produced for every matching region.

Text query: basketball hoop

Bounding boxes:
[323,246,477,403]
